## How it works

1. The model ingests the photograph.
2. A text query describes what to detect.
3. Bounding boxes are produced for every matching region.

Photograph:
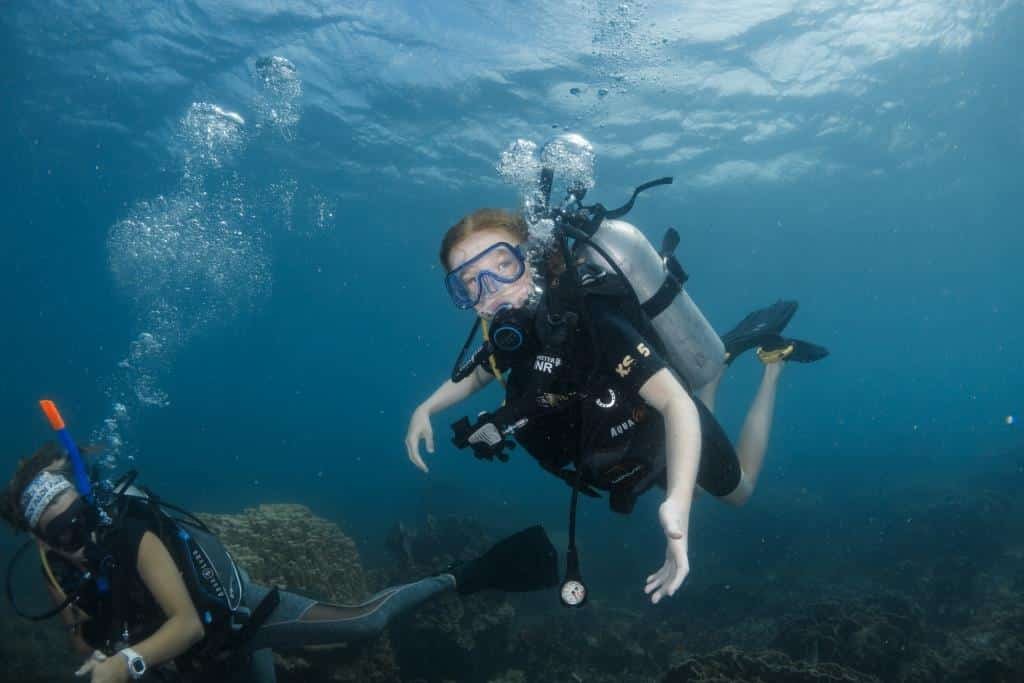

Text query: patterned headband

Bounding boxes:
[20,471,74,529]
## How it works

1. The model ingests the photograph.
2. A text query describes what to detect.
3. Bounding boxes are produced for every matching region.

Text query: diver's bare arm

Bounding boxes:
[129,532,205,666]
[408,367,496,471]
[419,365,494,415]
[639,369,702,523]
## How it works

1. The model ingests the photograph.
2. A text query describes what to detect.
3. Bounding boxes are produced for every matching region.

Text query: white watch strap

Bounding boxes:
[119,647,146,679]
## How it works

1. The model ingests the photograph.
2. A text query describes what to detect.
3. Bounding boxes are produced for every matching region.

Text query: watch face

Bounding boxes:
[130,658,145,674]
[560,580,586,606]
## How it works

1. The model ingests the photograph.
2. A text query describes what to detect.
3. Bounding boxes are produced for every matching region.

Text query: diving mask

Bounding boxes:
[445,242,526,310]
[40,496,94,552]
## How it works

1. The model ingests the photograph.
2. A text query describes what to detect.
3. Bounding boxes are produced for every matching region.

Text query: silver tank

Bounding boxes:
[574,219,724,390]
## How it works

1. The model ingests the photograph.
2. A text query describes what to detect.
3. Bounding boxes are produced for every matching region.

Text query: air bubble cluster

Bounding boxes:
[254,56,302,140]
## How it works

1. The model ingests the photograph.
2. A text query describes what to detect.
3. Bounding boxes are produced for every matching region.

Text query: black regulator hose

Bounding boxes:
[5,539,74,621]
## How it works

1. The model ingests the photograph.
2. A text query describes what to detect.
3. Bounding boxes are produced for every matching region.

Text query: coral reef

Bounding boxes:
[199,503,366,603]
[663,646,880,682]
[771,596,926,680]
[496,605,669,683]
[379,515,518,681]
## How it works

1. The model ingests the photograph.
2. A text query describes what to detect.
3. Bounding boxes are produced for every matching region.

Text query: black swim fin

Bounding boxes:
[756,336,829,364]
[450,525,559,595]
[721,300,798,364]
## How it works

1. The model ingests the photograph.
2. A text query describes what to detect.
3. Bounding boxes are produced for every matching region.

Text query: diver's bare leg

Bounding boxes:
[721,361,783,506]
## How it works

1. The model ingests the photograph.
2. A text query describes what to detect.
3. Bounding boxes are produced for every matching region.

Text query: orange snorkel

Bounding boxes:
[38,400,94,503]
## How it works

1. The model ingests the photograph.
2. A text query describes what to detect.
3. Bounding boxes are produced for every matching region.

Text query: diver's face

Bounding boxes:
[36,489,89,561]
[448,229,534,319]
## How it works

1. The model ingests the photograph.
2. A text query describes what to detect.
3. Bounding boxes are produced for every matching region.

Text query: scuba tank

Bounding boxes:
[574,219,724,390]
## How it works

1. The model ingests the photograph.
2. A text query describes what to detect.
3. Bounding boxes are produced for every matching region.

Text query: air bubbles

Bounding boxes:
[529,217,556,243]
[254,55,302,140]
[311,192,336,232]
[101,96,273,468]
[129,332,164,360]
[495,133,598,228]
[494,133,598,306]
[91,401,131,471]
[497,139,541,187]
[269,178,298,232]
[119,331,171,408]
[107,193,270,329]
[540,133,596,192]
[181,102,246,174]
[255,56,299,93]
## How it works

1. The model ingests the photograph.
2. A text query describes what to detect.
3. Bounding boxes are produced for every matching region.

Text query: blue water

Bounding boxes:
[2,1,1022,605]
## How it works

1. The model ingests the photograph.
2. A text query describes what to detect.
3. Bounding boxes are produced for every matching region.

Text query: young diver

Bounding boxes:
[3,421,558,682]
[404,202,827,606]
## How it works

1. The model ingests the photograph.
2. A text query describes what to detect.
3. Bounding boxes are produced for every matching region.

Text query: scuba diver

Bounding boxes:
[2,402,559,683]
[404,138,827,607]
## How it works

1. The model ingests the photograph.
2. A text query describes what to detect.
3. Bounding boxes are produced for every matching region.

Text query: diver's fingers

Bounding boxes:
[645,560,668,584]
[405,437,429,473]
[645,566,669,593]
[666,566,686,597]
[645,565,667,587]
[646,554,673,585]
[665,541,688,597]
[426,428,435,454]
[75,652,102,677]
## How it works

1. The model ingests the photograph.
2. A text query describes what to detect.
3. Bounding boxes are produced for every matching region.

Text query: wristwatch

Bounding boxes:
[119,647,147,680]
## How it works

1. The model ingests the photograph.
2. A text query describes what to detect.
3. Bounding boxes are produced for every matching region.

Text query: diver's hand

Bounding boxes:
[90,655,130,683]
[78,651,128,683]
[644,499,690,604]
[75,651,107,678]
[405,406,435,473]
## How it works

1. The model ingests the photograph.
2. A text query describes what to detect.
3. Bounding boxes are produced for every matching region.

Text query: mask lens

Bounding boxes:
[445,243,525,309]
[43,499,91,551]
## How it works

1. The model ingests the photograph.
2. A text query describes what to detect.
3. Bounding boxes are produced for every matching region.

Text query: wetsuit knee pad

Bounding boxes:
[693,398,742,497]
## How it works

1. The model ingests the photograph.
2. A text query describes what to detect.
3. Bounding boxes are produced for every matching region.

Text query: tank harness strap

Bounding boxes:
[228,586,280,650]
[640,228,690,320]
[480,318,507,390]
